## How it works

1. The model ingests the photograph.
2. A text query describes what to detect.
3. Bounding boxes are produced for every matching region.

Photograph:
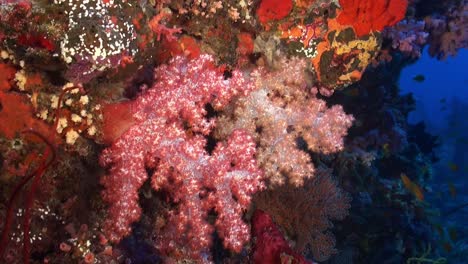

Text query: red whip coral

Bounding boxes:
[256,0,293,26]
[99,55,264,262]
[0,129,56,263]
[337,0,408,37]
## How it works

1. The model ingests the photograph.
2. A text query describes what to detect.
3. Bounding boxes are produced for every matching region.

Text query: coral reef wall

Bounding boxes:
[0,0,466,263]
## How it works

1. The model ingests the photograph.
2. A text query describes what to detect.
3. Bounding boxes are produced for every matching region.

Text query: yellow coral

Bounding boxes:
[331,33,379,68]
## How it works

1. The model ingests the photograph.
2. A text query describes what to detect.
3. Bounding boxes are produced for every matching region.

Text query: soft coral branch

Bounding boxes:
[99,55,263,262]
[216,58,354,186]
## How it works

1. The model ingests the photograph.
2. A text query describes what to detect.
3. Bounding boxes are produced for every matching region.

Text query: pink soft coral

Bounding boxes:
[216,58,354,186]
[99,55,264,262]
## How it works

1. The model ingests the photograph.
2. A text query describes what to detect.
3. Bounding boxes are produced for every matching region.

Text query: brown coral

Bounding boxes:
[254,168,350,262]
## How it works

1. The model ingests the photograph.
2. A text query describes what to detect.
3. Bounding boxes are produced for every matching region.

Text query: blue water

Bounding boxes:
[400,48,468,262]
[400,48,468,131]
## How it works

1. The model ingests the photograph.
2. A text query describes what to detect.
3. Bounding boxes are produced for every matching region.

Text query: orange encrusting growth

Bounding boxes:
[0,63,16,92]
[237,32,255,66]
[256,0,293,26]
[309,18,356,83]
[156,36,201,63]
[336,0,408,37]
[0,92,55,139]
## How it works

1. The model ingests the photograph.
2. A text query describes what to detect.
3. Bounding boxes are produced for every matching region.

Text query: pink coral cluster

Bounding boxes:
[216,58,354,186]
[425,1,468,59]
[99,55,264,261]
[383,20,429,58]
[380,0,467,60]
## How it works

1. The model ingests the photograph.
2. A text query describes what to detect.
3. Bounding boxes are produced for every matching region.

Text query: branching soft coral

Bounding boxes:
[99,55,264,262]
[426,1,468,59]
[216,58,354,186]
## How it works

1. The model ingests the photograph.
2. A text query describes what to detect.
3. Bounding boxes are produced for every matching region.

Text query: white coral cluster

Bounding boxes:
[55,0,137,73]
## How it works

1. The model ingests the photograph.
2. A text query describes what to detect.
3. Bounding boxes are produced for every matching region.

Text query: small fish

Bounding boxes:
[448,162,459,172]
[412,74,425,82]
[401,173,424,201]
[440,98,446,103]
[448,182,457,198]
[440,106,447,111]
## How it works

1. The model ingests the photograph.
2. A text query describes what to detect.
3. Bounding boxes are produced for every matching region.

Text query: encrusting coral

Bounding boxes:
[336,0,408,37]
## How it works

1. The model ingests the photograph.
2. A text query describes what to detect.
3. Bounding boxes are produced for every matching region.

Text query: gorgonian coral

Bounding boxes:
[254,168,350,262]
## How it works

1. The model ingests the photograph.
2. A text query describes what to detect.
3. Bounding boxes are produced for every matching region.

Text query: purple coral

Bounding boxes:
[383,19,429,58]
